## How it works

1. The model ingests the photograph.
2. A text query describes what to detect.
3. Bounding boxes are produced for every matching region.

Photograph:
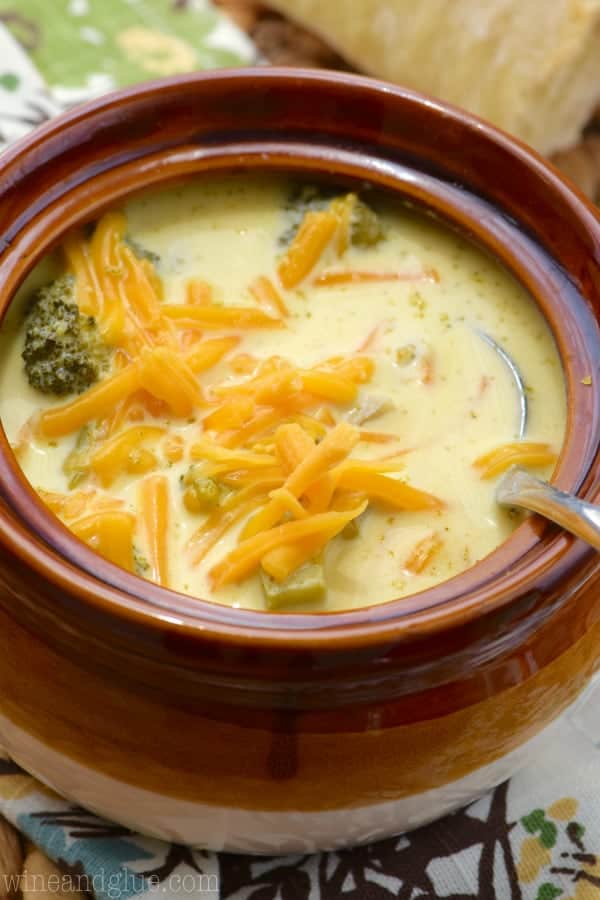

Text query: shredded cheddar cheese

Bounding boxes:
[5,176,564,612]
[277,209,338,289]
[473,442,558,479]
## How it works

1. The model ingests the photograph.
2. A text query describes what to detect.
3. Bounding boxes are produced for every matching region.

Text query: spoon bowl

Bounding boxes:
[497,466,600,551]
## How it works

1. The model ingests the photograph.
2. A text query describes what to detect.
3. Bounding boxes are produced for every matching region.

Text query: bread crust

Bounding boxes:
[266,0,600,155]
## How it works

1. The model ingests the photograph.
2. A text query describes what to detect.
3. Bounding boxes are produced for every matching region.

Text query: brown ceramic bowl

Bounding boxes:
[0,69,599,853]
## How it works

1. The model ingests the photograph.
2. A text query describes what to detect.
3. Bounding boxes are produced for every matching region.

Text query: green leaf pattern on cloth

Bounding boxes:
[0,0,254,147]
[1,0,253,97]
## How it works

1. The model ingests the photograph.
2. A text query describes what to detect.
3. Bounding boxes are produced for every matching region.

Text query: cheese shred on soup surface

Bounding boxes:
[0,176,566,611]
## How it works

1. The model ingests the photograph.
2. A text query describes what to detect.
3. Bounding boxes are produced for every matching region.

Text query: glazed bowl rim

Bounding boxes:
[0,66,599,650]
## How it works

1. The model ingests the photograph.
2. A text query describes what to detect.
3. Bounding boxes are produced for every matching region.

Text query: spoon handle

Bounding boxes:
[496,466,600,551]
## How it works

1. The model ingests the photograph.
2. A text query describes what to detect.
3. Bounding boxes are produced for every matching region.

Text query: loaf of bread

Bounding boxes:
[266,0,600,155]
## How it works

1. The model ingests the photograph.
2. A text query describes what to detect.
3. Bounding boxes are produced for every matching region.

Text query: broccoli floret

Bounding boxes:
[279,183,340,245]
[180,465,222,514]
[280,183,384,246]
[22,276,108,396]
[260,562,326,609]
[350,197,384,246]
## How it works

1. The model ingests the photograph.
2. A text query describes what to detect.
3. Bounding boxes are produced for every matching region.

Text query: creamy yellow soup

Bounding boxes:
[0,176,566,611]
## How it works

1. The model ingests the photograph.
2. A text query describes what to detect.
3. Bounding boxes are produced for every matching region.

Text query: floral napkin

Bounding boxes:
[0,0,254,146]
[1,3,600,899]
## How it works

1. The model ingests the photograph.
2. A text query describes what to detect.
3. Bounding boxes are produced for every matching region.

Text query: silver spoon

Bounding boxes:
[496,466,600,551]
[474,334,600,549]
[474,328,528,439]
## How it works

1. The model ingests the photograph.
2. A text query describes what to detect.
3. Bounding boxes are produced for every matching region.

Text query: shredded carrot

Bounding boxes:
[139,475,170,586]
[250,276,289,317]
[357,320,391,353]
[314,270,437,287]
[210,501,367,588]
[277,210,338,289]
[38,365,141,439]
[186,279,213,305]
[70,510,136,572]
[473,442,558,479]
[334,468,442,510]
[90,425,165,487]
[421,352,435,385]
[162,304,283,329]
[404,532,443,574]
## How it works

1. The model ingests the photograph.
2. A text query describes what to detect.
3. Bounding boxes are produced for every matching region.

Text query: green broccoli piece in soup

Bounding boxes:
[280,183,384,247]
[350,196,384,247]
[260,562,326,609]
[279,183,339,245]
[181,464,222,514]
[22,275,108,396]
